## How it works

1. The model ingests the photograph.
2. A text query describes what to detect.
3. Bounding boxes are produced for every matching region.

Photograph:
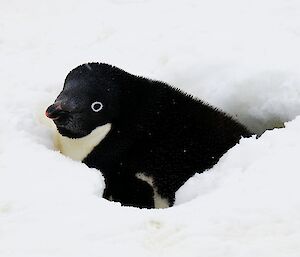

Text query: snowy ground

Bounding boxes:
[1,0,300,256]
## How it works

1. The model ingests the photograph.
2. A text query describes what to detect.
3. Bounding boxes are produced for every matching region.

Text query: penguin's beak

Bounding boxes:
[45,102,65,120]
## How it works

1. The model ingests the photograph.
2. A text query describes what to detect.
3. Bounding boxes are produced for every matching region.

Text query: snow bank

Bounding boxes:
[1,0,300,256]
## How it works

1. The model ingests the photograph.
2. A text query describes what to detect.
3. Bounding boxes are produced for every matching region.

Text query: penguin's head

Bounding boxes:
[46,63,121,138]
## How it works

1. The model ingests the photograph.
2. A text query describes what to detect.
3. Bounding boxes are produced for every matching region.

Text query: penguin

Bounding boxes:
[46,63,251,209]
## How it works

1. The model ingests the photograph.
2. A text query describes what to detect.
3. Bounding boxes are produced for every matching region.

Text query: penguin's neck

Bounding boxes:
[55,123,112,161]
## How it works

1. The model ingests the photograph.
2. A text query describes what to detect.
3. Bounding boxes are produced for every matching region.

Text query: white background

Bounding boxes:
[1,0,300,256]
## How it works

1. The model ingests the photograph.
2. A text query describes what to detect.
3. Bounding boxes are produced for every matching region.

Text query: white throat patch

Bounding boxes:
[55,123,112,161]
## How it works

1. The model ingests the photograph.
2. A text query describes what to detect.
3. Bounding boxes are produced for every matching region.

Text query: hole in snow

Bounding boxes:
[219,71,300,135]
[169,68,300,136]
[35,69,300,209]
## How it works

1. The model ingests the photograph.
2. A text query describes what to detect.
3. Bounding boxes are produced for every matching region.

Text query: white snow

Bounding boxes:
[1,0,300,256]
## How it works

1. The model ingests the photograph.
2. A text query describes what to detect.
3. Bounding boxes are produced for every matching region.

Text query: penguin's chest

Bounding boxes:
[55,123,112,161]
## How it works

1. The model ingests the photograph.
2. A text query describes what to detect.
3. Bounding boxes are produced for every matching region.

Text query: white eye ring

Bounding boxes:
[91,101,103,112]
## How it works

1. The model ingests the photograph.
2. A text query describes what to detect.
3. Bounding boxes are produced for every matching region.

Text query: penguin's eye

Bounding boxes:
[91,101,103,112]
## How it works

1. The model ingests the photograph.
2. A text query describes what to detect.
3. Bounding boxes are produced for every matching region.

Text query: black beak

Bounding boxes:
[45,102,66,120]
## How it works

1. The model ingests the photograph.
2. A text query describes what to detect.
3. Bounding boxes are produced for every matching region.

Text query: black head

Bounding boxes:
[46,63,122,138]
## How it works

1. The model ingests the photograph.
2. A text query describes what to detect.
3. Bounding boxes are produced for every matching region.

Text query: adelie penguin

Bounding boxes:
[46,63,251,209]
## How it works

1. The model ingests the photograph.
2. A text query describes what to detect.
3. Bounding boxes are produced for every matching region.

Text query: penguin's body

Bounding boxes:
[46,63,251,208]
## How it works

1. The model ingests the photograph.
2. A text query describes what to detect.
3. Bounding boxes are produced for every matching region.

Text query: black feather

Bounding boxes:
[52,63,251,208]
